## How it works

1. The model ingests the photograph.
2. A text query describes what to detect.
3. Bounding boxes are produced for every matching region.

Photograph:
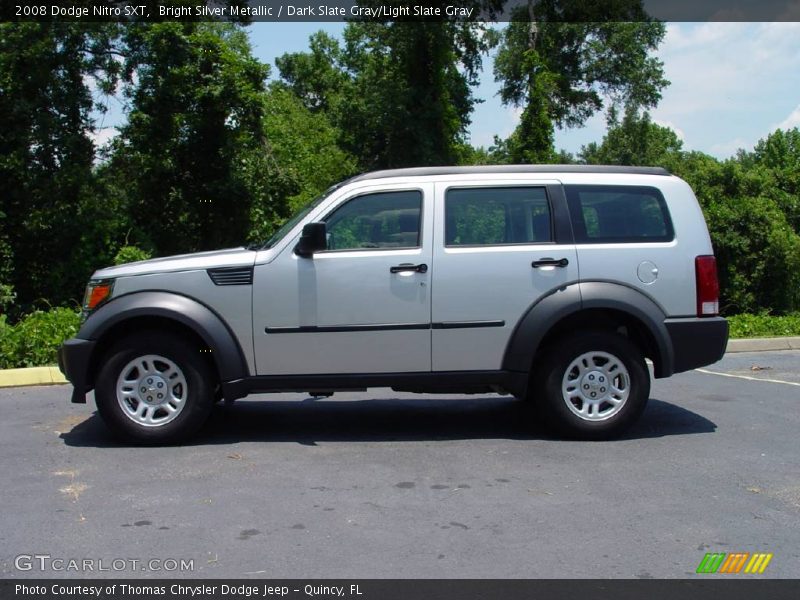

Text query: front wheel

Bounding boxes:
[94,332,215,444]
[531,332,650,440]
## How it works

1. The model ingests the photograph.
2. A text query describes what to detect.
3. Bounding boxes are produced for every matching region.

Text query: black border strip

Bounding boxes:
[9,2,798,24]
[3,579,798,600]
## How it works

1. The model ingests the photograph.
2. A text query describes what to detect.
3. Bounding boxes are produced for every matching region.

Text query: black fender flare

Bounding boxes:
[502,281,674,378]
[78,291,250,384]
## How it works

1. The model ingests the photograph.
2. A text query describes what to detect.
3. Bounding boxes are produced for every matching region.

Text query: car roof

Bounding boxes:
[349,165,671,183]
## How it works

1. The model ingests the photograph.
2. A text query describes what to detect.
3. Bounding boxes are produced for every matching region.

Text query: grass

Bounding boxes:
[727,313,800,339]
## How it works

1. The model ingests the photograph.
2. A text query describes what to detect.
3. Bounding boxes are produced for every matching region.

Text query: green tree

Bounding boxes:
[109,22,292,255]
[579,109,683,167]
[739,128,800,231]
[263,85,357,208]
[275,31,350,115]
[494,1,668,162]
[278,15,498,170]
[0,212,14,313]
[703,194,800,314]
[0,22,123,311]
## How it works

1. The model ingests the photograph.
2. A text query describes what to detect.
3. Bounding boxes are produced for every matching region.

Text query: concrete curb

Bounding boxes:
[726,336,800,353]
[0,337,797,389]
[0,366,67,388]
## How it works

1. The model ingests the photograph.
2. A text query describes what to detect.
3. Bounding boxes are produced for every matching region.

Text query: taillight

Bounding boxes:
[695,255,719,317]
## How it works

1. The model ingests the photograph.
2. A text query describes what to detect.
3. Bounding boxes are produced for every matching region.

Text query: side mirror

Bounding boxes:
[294,222,327,257]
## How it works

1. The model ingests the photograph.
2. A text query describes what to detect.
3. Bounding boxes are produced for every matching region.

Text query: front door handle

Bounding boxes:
[532,257,569,268]
[390,263,428,274]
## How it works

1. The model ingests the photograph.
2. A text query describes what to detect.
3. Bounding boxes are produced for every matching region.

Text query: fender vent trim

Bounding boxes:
[207,267,254,286]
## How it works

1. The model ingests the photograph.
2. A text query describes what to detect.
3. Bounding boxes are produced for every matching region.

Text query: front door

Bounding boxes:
[253,184,434,375]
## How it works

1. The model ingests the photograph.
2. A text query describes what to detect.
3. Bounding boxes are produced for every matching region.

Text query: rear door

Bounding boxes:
[431,180,579,371]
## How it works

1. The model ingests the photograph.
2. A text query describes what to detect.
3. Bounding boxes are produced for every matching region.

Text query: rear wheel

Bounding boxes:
[531,331,650,440]
[94,332,214,444]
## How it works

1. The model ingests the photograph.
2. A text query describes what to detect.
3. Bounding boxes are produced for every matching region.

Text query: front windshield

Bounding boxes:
[257,183,343,250]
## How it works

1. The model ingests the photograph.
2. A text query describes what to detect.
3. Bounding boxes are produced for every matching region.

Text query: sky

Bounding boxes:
[247,21,800,159]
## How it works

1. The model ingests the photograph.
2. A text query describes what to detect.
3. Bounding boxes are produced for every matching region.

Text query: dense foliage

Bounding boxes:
[0,22,124,316]
[0,308,80,368]
[277,18,498,170]
[108,22,287,255]
[0,19,356,313]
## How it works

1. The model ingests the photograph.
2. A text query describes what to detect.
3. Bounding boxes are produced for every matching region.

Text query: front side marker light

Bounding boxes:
[83,280,114,317]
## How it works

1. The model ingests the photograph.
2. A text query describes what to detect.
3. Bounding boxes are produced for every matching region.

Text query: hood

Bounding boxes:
[93,247,257,279]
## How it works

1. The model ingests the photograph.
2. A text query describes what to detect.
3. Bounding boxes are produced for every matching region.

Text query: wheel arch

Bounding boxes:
[78,291,249,399]
[502,282,675,385]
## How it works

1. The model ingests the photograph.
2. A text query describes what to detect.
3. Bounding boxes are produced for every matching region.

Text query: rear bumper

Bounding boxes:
[665,317,729,374]
[57,338,96,404]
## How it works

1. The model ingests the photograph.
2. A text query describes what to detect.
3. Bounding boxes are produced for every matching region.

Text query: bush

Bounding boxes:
[113,245,152,265]
[727,313,800,339]
[0,308,80,369]
[702,195,800,314]
[0,282,14,312]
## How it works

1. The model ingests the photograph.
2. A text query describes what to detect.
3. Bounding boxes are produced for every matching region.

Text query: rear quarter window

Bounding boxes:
[565,185,674,244]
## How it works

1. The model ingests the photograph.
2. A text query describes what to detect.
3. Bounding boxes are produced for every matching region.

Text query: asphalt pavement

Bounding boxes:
[0,351,798,579]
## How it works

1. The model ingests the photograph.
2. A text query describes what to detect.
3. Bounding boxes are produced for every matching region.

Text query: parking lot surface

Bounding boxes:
[1,351,798,579]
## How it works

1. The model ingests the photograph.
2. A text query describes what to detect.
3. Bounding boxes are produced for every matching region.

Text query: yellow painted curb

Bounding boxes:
[0,366,68,388]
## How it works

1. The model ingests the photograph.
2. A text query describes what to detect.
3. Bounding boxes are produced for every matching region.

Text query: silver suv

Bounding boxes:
[59,165,729,443]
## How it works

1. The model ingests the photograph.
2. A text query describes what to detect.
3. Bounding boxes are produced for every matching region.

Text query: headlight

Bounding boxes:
[81,279,114,321]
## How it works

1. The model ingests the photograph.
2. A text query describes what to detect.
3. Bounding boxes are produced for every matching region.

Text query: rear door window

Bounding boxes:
[445,187,552,246]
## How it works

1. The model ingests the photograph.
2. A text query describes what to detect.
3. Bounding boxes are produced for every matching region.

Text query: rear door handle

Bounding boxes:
[390,263,428,274]
[532,257,569,268]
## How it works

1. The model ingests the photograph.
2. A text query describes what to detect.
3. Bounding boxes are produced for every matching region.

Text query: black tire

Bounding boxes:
[530,331,650,440]
[94,331,215,445]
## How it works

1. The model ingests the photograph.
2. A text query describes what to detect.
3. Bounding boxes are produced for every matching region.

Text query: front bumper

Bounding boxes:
[665,317,729,374]
[57,338,96,404]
